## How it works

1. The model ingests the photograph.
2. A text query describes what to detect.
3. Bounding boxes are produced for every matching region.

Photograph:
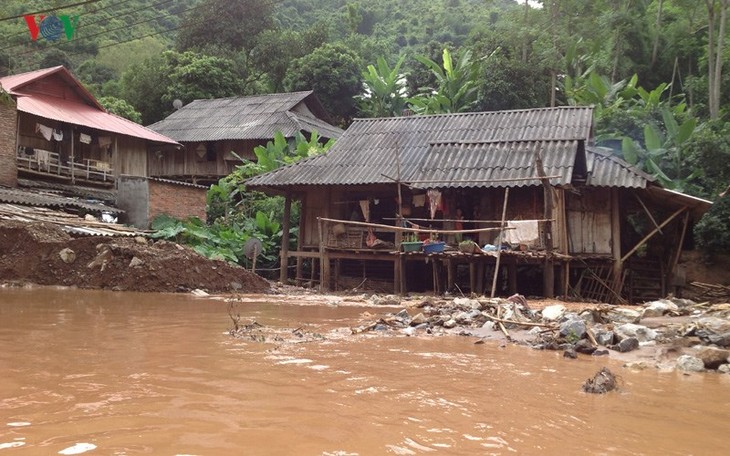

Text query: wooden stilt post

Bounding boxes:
[491,187,510,298]
[535,152,554,298]
[611,188,623,298]
[279,193,292,284]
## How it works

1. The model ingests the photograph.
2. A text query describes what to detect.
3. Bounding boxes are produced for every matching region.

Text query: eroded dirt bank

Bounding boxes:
[0,220,269,293]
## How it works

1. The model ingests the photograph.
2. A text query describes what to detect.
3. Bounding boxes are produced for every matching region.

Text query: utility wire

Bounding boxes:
[0,0,102,22]
[4,0,140,42]
[1,0,178,53]
[7,0,196,57]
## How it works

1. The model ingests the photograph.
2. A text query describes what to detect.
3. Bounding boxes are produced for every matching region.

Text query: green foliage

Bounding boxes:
[407,48,483,114]
[284,43,363,124]
[357,55,408,117]
[119,51,243,124]
[176,0,276,54]
[695,196,730,257]
[97,96,142,123]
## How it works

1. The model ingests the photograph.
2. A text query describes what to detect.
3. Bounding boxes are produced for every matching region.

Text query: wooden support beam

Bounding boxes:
[535,151,554,298]
[611,188,623,297]
[491,187,510,297]
[317,218,327,292]
[621,206,687,263]
[317,216,513,235]
[279,193,292,284]
[669,211,690,282]
[634,192,663,234]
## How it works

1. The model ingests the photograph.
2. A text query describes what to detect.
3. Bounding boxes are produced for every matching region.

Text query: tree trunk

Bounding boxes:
[522,0,530,63]
[651,0,664,66]
[712,1,728,120]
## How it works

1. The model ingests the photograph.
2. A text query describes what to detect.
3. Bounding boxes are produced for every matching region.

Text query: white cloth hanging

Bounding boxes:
[359,200,370,222]
[427,189,441,219]
[35,123,52,141]
[52,129,63,141]
[79,133,91,144]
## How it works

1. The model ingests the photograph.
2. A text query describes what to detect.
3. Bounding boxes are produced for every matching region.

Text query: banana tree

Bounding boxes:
[357,55,408,118]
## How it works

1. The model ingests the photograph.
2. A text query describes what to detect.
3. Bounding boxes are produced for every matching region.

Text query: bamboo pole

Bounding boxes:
[634,193,663,234]
[621,206,687,263]
[317,217,514,235]
[491,187,510,298]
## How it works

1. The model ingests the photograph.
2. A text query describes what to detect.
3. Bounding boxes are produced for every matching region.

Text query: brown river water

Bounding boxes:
[1,287,729,455]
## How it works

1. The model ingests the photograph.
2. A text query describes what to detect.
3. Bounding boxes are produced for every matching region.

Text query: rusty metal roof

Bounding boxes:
[247,106,595,188]
[147,91,344,142]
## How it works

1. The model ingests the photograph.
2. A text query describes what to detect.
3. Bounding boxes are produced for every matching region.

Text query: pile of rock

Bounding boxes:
[352,295,730,373]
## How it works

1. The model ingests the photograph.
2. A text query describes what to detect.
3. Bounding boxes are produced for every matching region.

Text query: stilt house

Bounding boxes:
[147,91,343,185]
[247,107,712,302]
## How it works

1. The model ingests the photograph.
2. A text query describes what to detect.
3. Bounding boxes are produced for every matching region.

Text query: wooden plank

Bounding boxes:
[279,193,292,284]
[621,206,687,263]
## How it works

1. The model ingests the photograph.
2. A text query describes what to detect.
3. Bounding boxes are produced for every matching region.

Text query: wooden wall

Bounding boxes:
[566,187,613,254]
[148,139,264,178]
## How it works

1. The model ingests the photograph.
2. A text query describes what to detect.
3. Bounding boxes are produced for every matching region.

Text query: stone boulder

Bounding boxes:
[695,347,730,370]
[615,323,657,343]
[58,248,76,264]
[559,318,587,340]
[642,299,679,318]
[608,308,642,324]
[541,304,566,321]
[676,355,705,372]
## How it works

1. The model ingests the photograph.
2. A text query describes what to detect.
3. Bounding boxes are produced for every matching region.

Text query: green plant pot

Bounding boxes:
[401,241,423,252]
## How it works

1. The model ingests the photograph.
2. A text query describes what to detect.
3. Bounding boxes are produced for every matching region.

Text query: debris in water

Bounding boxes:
[582,367,618,394]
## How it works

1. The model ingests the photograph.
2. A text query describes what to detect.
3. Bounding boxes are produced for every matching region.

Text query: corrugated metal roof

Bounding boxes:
[147,91,344,141]
[247,106,594,187]
[585,147,653,188]
[0,187,123,214]
[0,65,104,110]
[15,94,179,145]
[409,140,577,188]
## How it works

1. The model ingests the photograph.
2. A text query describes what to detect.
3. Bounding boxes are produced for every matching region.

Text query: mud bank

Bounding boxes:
[0,220,269,293]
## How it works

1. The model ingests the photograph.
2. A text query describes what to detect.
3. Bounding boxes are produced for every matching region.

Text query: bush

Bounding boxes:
[694,196,730,258]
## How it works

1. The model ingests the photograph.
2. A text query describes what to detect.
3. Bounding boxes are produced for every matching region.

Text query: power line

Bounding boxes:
[5,0,193,57]
[1,0,179,53]
[0,0,102,22]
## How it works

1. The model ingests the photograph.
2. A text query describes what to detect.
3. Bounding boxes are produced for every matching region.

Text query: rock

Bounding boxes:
[541,304,566,321]
[58,248,76,264]
[610,337,639,353]
[642,299,679,318]
[563,348,577,359]
[608,308,642,324]
[582,367,617,394]
[128,256,144,268]
[370,295,401,306]
[615,323,657,343]
[559,319,587,340]
[624,361,649,370]
[676,355,705,372]
[528,326,543,336]
[695,347,730,370]
[443,319,457,329]
[481,321,497,331]
[454,311,472,324]
[374,324,388,331]
[594,329,615,346]
[453,297,481,310]
[402,327,416,337]
[718,364,730,374]
[592,349,609,356]
[575,339,597,355]
[134,236,148,245]
[190,289,209,297]
[696,330,730,348]
[395,309,410,321]
[410,313,427,326]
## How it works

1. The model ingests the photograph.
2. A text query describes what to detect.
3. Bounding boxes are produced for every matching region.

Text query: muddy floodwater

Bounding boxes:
[1,288,729,455]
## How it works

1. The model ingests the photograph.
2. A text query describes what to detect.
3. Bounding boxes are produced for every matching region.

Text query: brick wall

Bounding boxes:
[148,179,207,223]
[0,97,18,187]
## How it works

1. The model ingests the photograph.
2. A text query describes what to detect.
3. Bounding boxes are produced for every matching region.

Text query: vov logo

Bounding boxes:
[24,15,80,42]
